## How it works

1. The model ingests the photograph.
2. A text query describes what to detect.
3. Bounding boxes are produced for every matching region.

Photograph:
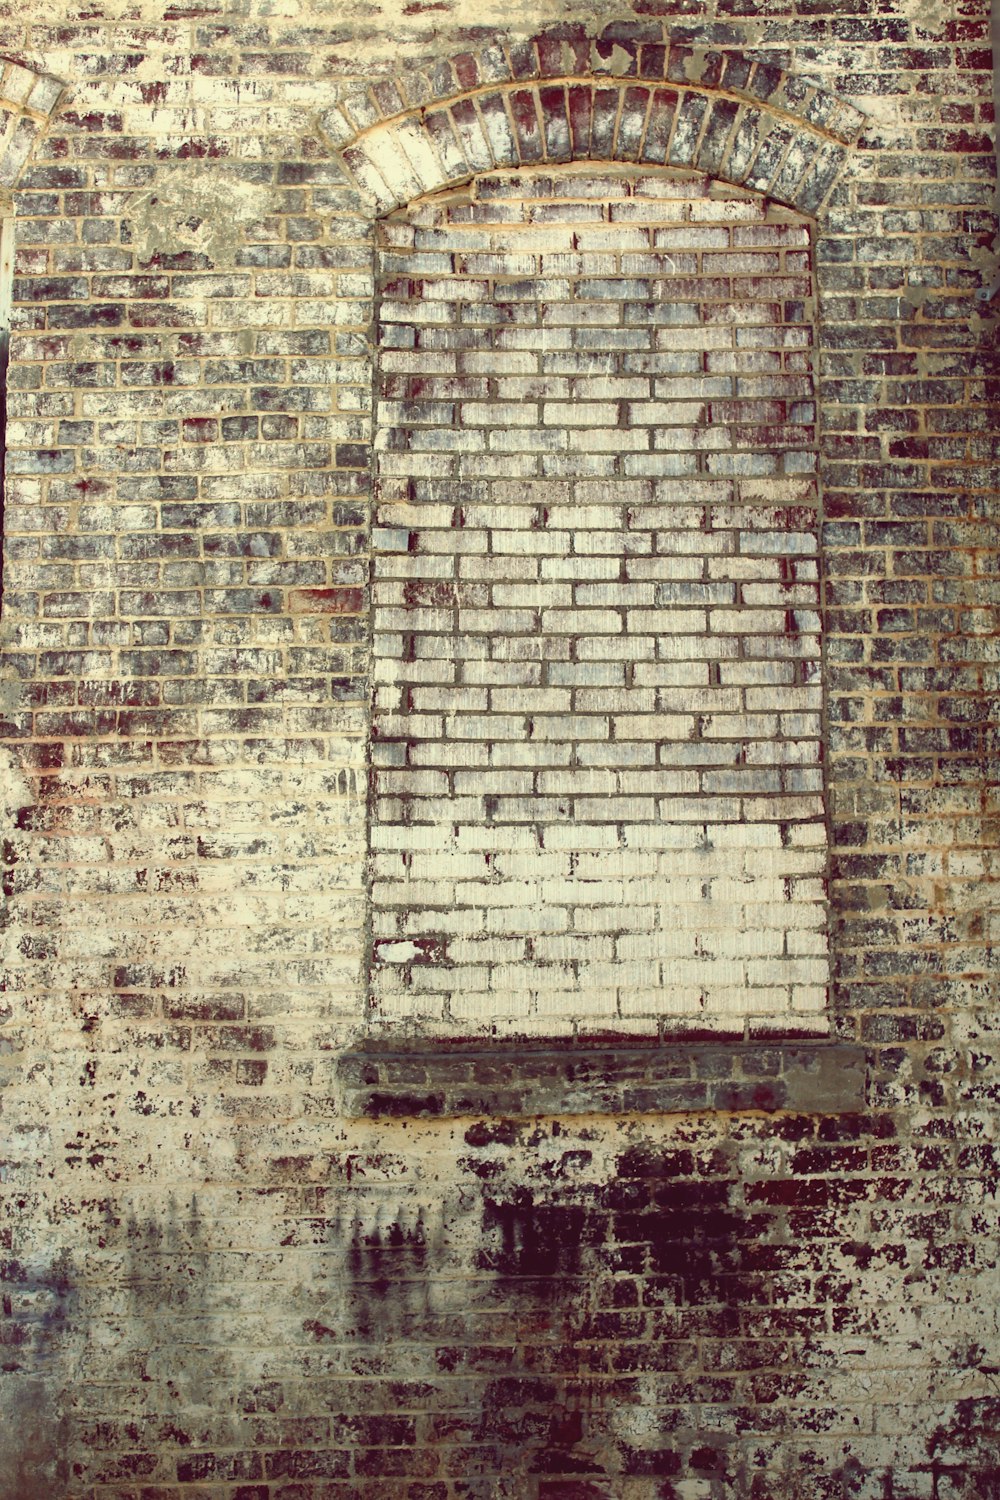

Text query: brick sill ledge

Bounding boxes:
[336,1038,866,1119]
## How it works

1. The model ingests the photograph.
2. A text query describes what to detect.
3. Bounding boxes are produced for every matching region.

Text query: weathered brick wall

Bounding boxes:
[0,1,997,1497]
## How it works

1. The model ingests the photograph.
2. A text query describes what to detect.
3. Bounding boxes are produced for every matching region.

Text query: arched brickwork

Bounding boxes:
[0,59,66,190]
[321,29,866,218]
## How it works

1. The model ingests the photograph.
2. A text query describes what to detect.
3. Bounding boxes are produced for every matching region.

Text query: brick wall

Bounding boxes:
[0,4,997,1498]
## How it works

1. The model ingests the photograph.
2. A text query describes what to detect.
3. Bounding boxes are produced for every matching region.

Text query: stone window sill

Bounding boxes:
[336,1038,866,1119]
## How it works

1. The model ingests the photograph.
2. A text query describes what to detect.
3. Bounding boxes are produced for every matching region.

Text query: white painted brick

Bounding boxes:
[548,662,626,686]
[633,662,710,686]
[461,557,539,580]
[611,714,696,741]
[491,531,572,555]
[581,689,656,714]
[492,583,571,607]
[570,429,651,452]
[542,825,621,850]
[542,557,621,581]
[490,687,572,712]
[541,608,623,634]
[622,454,700,477]
[458,607,539,631]
[574,583,655,606]
[580,745,657,769]
[463,660,541,686]
[576,637,656,661]
[790,986,828,1012]
[483,904,569,932]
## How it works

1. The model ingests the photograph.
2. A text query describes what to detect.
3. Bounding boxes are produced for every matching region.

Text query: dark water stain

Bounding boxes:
[0,1251,77,1498]
[340,1209,432,1343]
[479,1186,589,1280]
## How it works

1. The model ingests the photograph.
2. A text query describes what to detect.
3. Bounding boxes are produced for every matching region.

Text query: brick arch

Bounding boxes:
[0,59,66,192]
[320,29,866,220]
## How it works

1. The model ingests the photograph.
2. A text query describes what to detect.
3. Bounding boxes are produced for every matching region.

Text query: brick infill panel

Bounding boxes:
[337,1041,867,1117]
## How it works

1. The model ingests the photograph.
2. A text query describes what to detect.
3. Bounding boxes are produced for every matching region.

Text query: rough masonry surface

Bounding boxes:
[0,2,997,1498]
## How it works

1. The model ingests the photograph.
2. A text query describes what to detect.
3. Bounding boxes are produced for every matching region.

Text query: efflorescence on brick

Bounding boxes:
[0,4,998,1498]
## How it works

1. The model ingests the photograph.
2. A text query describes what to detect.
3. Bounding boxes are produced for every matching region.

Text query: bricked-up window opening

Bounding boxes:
[370,167,830,1039]
[0,219,11,610]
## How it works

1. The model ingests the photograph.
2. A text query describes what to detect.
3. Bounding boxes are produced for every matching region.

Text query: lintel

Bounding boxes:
[337,1040,867,1119]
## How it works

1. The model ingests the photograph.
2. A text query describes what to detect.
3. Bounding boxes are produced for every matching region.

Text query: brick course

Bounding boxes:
[0,5,997,1498]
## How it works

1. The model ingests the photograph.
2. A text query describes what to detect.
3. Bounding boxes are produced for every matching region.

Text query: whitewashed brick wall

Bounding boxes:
[370,168,830,1036]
